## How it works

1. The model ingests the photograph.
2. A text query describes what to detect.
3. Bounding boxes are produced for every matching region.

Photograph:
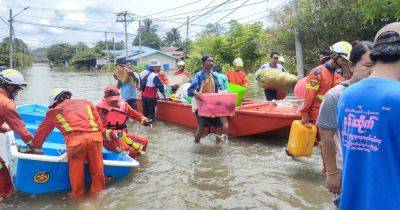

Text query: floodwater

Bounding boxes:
[0,64,333,209]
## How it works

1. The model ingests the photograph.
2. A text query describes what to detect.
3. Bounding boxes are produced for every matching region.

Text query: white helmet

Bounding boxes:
[330,41,352,61]
[177,61,185,66]
[278,56,285,63]
[49,88,72,107]
[233,58,244,67]
[0,69,27,87]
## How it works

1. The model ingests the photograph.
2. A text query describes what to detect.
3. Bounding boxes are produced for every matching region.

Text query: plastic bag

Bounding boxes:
[255,68,298,91]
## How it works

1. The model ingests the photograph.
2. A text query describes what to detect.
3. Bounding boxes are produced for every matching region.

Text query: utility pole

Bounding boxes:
[184,16,189,62]
[116,11,134,61]
[7,7,29,69]
[138,20,142,64]
[105,31,109,70]
[293,0,304,77]
[9,9,12,68]
[112,36,116,65]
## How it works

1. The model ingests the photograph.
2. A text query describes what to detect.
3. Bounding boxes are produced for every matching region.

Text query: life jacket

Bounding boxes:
[97,100,128,130]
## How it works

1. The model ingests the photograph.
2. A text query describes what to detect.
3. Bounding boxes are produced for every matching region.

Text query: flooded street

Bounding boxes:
[1,64,332,209]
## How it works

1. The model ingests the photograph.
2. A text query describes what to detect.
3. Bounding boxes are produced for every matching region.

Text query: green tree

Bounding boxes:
[70,49,100,69]
[142,18,157,33]
[186,35,234,73]
[226,20,267,70]
[46,43,75,64]
[198,23,226,37]
[0,37,33,68]
[134,31,162,50]
[94,40,124,54]
[163,27,181,47]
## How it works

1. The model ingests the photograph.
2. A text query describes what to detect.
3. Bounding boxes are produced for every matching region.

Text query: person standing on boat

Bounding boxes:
[337,22,400,210]
[300,41,351,125]
[226,58,248,88]
[188,55,228,144]
[96,85,149,158]
[139,59,166,123]
[174,61,190,78]
[316,41,373,207]
[115,60,140,110]
[29,88,105,198]
[0,69,33,199]
[256,52,287,100]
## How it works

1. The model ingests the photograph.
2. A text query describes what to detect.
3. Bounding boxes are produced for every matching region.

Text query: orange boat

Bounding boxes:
[138,99,301,137]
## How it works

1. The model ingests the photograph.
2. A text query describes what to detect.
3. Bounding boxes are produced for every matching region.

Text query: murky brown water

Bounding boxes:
[0,64,333,209]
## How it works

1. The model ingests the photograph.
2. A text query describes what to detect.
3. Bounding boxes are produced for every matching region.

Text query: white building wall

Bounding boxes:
[138,52,178,70]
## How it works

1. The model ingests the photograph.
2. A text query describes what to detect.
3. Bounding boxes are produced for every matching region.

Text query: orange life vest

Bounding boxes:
[97,101,128,130]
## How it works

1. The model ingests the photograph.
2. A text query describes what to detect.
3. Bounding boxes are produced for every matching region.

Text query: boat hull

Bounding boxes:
[5,104,139,195]
[138,99,301,136]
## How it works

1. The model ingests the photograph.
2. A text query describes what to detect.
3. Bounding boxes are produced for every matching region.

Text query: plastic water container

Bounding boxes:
[197,93,237,117]
[286,120,317,157]
[227,83,246,107]
[163,64,169,72]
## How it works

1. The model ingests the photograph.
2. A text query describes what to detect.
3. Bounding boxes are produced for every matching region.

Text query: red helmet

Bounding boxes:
[104,85,120,101]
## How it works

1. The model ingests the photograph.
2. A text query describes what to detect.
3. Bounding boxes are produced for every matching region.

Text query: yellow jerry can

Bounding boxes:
[286,120,317,157]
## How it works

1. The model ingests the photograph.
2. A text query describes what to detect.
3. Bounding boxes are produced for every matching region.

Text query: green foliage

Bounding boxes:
[94,40,124,54]
[0,37,33,68]
[163,27,182,47]
[70,49,100,69]
[355,0,400,24]
[133,31,162,50]
[31,47,48,63]
[186,21,267,73]
[47,43,75,64]
[186,35,234,73]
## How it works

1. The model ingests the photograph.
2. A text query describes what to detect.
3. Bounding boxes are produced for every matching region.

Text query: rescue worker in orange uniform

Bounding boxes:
[96,86,149,158]
[226,58,249,88]
[301,41,352,125]
[29,88,105,198]
[0,69,33,199]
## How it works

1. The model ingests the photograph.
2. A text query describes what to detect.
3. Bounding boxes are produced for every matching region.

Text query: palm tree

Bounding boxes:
[141,18,157,33]
[163,28,181,47]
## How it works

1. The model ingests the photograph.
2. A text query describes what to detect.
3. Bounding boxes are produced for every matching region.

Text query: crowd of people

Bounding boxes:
[0,20,399,209]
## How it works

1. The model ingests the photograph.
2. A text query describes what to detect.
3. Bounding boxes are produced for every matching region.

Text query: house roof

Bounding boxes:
[115,46,177,62]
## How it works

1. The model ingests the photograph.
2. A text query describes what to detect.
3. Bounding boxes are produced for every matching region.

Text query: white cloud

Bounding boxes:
[56,1,89,24]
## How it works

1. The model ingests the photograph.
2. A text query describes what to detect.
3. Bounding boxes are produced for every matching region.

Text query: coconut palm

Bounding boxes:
[163,28,181,47]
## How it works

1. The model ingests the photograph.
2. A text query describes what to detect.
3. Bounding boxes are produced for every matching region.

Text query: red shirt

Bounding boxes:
[31,99,103,148]
[0,89,33,142]
[226,70,248,87]
[174,69,190,78]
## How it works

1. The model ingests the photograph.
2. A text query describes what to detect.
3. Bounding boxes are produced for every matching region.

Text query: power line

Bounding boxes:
[18,14,110,24]
[0,4,116,15]
[215,0,251,24]
[14,20,136,35]
[242,15,268,24]
[146,0,203,16]
[157,0,241,19]
[180,0,231,28]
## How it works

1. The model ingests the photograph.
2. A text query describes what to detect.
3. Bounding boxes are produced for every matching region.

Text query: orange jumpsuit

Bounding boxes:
[0,89,33,198]
[96,100,148,158]
[300,64,343,123]
[158,70,169,86]
[30,99,105,197]
[226,69,248,87]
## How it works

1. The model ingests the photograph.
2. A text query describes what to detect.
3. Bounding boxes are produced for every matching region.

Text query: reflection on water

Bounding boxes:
[0,64,333,209]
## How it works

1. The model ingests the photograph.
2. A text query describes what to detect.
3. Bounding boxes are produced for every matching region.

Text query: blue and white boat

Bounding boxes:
[4,104,139,195]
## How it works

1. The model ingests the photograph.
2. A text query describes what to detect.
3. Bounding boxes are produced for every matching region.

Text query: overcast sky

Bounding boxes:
[0,0,285,49]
